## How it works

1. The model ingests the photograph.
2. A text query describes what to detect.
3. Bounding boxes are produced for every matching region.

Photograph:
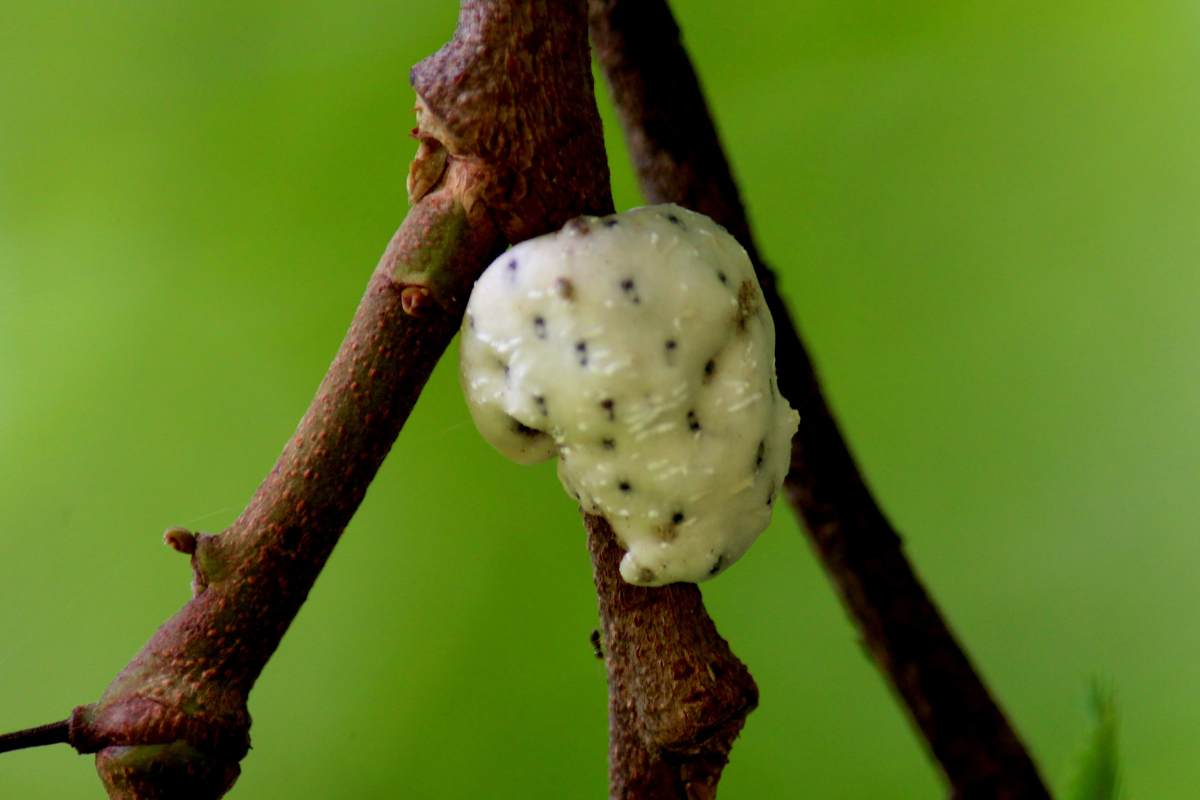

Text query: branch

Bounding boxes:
[416,4,762,798]
[65,193,500,800]
[588,515,757,800]
[7,4,764,798]
[2,2,615,797]
[0,721,70,754]
[587,1,1052,798]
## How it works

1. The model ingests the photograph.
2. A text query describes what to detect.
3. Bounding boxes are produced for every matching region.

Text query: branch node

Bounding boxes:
[407,132,450,205]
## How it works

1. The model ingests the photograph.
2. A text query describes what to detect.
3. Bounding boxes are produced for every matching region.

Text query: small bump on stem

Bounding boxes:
[401,286,433,316]
[164,527,196,555]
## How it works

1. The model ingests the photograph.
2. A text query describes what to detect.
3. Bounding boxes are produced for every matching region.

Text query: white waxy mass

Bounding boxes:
[459,204,799,586]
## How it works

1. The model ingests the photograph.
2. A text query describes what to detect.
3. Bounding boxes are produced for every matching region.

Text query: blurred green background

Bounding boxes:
[2,0,1199,796]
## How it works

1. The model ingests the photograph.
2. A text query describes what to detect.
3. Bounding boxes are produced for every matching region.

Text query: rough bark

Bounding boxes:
[66,193,500,800]
[588,1,1052,797]
[588,515,757,800]
[410,0,613,245]
[2,2,767,798]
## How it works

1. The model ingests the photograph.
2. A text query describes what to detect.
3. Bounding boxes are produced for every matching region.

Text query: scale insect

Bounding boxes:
[460,205,799,586]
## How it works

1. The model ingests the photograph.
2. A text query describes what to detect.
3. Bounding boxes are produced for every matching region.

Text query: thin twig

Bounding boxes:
[588,1,1052,797]
[0,720,70,754]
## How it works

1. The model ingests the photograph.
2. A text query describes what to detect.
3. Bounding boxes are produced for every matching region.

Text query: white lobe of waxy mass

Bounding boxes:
[459,204,799,586]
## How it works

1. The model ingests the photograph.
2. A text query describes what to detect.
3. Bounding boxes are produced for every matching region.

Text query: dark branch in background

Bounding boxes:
[588,1,1053,798]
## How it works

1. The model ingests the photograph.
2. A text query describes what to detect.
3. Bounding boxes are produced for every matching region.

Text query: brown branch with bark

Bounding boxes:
[1,1,760,798]
[65,191,500,799]
[588,1,1052,798]
[4,0,1057,797]
[588,514,757,800]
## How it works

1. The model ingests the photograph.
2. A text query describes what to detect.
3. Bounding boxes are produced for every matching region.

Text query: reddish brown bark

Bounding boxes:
[588,1,1052,798]
[588,515,757,800]
[414,6,761,798]
[0,2,619,797]
[410,0,613,244]
[67,192,502,799]
[4,3,765,798]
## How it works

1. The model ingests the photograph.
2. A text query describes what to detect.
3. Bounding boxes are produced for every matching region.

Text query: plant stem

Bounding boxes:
[19,2,616,796]
[588,515,756,800]
[0,720,70,754]
[6,4,766,797]
[589,1,1052,796]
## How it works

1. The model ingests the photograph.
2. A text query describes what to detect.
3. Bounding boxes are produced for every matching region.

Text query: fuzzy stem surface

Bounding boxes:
[68,192,502,799]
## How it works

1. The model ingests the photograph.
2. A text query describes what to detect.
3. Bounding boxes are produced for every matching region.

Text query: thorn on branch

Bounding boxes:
[0,719,71,754]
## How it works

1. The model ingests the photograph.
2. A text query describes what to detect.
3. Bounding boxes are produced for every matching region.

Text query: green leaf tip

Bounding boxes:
[1068,679,1121,800]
